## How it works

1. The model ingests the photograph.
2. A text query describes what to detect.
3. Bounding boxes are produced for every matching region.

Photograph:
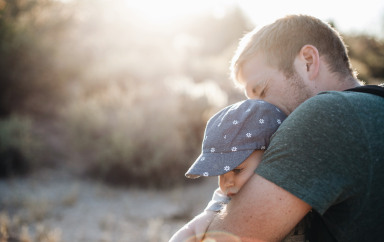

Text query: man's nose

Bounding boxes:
[245,83,259,99]
[245,86,255,99]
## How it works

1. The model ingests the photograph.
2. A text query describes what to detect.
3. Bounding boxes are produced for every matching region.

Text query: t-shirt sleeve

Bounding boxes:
[256,92,367,214]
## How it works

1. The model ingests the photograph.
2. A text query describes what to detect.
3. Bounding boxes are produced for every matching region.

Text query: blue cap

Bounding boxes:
[185,99,286,178]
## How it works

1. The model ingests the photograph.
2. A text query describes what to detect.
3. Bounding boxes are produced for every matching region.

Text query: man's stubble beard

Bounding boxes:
[287,72,314,113]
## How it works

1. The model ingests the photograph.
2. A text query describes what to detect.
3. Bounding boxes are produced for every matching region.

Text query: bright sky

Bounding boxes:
[237,0,384,37]
[123,0,384,38]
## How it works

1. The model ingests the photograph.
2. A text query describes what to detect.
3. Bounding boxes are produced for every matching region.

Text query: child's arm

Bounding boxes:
[169,210,216,242]
[169,188,230,242]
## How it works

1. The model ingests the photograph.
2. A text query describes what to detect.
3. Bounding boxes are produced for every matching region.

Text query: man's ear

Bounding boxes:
[300,45,320,81]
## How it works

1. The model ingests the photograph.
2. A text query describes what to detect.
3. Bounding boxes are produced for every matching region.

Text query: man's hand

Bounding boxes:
[204,174,311,241]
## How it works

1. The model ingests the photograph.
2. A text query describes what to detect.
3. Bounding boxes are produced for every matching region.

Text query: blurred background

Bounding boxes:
[0,0,383,241]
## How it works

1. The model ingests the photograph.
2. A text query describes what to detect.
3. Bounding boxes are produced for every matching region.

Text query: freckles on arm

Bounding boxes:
[205,174,311,242]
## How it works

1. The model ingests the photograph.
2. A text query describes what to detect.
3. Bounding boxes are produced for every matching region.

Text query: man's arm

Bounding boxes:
[204,174,311,241]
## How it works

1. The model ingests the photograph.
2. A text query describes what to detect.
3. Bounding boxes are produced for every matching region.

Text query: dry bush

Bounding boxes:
[61,79,223,188]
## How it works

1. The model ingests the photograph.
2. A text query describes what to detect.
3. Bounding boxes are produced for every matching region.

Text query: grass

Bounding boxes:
[0,212,61,242]
[0,169,217,242]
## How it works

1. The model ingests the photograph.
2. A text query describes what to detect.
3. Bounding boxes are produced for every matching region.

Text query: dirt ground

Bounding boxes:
[0,168,218,242]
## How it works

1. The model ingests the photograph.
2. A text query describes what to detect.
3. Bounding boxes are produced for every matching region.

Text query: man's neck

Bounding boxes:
[342,77,363,90]
[327,76,362,92]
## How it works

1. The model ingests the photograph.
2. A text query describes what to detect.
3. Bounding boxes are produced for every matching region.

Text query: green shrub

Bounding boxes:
[0,0,75,117]
[0,115,42,177]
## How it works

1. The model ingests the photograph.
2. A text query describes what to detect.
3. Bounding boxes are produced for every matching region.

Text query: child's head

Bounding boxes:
[185,99,286,196]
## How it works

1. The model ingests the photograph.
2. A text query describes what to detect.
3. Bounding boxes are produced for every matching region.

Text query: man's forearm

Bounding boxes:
[204,175,311,241]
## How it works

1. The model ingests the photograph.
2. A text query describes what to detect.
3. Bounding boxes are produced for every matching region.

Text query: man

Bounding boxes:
[202,15,384,241]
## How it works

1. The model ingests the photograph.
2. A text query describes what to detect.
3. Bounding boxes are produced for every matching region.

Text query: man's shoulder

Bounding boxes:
[314,86,384,103]
[288,91,348,119]
[293,89,383,116]
[308,90,370,103]
[280,89,382,134]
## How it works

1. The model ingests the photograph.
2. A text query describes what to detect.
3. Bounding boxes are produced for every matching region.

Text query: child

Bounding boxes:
[169,99,287,242]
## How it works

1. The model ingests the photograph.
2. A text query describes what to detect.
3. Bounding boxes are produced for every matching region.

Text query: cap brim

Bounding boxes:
[185,150,254,179]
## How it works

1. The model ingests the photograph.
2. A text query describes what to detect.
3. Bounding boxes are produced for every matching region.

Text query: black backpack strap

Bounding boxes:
[344,85,384,98]
[304,210,337,242]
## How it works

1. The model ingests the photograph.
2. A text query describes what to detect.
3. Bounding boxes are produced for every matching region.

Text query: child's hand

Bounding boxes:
[169,210,216,242]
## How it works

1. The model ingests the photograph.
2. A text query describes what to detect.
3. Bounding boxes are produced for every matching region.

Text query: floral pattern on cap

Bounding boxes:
[185,99,287,179]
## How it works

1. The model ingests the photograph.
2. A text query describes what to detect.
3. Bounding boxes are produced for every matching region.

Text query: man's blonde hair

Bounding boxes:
[230,15,355,85]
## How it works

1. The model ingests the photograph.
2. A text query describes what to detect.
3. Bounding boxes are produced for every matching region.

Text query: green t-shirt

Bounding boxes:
[256,90,384,241]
